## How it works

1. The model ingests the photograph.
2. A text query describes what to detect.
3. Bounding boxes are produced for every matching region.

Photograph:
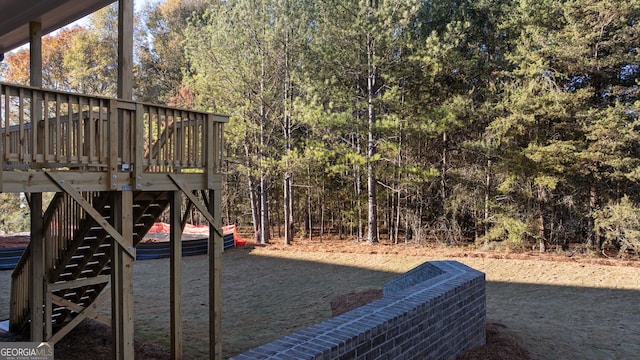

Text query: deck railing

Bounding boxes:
[9,242,30,330]
[0,82,226,175]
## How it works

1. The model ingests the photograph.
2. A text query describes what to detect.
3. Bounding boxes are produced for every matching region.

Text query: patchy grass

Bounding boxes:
[130,247,420,358]
[1,240,640,359]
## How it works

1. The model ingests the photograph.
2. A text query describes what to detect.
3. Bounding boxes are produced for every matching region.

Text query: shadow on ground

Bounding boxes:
[0,246,638,359]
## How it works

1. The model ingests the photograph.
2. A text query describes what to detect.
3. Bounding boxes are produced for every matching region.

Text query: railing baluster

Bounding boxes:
[19,88,25,163]
[146,106,152,169]
[74,96,81,163]
[167,109,172,171]
[77,97,85,164]
[189,113,193,167]
[55,94,61,163]
[98,99,106,165]
[176,111,183,170]
[31,89,39,163]
[3,85,9,165]
[88,98,95,164]
[134,103,144,188]
[65,95,71,163]
[44,92,50,162]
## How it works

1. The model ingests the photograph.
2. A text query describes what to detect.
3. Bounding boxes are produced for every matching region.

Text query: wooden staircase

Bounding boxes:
[1,81,226,357]
[10,190,171,338]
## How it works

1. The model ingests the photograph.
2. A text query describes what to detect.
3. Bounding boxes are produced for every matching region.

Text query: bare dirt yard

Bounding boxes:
[1,236,639,359]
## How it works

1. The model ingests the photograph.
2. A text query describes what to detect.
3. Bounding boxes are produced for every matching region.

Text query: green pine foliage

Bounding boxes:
[594,196,640,255]
[3,0,638,255]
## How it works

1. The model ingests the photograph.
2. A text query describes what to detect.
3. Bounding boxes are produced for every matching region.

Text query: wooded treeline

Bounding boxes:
[1,0,639,255]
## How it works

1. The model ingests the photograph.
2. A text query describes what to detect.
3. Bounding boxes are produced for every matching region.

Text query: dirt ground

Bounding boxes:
[1,235,639,359]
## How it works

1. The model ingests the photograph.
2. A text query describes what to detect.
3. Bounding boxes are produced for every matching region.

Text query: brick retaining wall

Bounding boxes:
[231,260,486,360]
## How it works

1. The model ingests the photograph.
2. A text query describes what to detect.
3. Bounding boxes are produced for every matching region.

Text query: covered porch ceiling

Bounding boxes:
[0,0,117,54]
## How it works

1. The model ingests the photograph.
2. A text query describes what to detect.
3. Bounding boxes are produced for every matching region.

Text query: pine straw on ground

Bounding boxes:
[458,322,531,360]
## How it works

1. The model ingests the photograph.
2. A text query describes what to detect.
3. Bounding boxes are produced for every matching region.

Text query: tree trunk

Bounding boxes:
[259,42,269,244]
[366,30,378,244]
[307,167,312,241]
[484,158,492,243]
[284,173,293,244]
[319,185,324,241]
[283,36,294,245]
[394,139,401,244]
[259,168,269,244]
[537,184,546,252]
[395,190,401,244]
[441,130,448,216]
[587,183,599,251]
[354,132,363,242]
[245,144,260,243]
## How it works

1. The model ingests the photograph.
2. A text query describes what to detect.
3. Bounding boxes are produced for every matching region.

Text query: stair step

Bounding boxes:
[11,190,172,335]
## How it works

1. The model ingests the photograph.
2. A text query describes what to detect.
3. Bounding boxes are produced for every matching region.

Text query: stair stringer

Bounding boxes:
[9,190,171,339]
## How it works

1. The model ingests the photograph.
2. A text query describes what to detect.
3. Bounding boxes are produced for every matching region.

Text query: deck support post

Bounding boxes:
[167,174,223,358]
[29,21,42,88]
[29,193,44,342]
[28,20,44,343]
[209,189,222,359]
[118,0,133,101]
[111,191,135,360]
[170,191,183,359]
[112,0,134,355]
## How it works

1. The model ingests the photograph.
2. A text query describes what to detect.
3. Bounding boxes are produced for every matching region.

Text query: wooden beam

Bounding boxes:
[181,199,194,231]
[30,22,43,164]
[108,100,119,186]
[30,22,42,88]
[45,172,135,258]
[29,192,44,342]
[168,174,222,236]
[209,188,223,360]
[48,275,110,291]
[118,0,133,101]
[206,114,215,189]
[170,191,183,359]
[112,190,134,360]
[44,285,52,340]
[133,103,144,190]
[0,171,220,193]
[51,295,111,325]
[136,173,222,193]
[49,308,88,344]
[29,22,44,342]
[43,194,61,340]
[49,289,111,343]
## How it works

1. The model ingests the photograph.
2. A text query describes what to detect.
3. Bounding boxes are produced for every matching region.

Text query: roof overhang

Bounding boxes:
[0,0,117,54]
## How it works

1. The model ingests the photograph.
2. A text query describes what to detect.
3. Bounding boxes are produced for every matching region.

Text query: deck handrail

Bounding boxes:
[0,82,227,176]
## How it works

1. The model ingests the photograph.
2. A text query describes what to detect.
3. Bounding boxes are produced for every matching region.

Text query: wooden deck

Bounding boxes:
[1,81,227,358]
[0,82,226,192]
